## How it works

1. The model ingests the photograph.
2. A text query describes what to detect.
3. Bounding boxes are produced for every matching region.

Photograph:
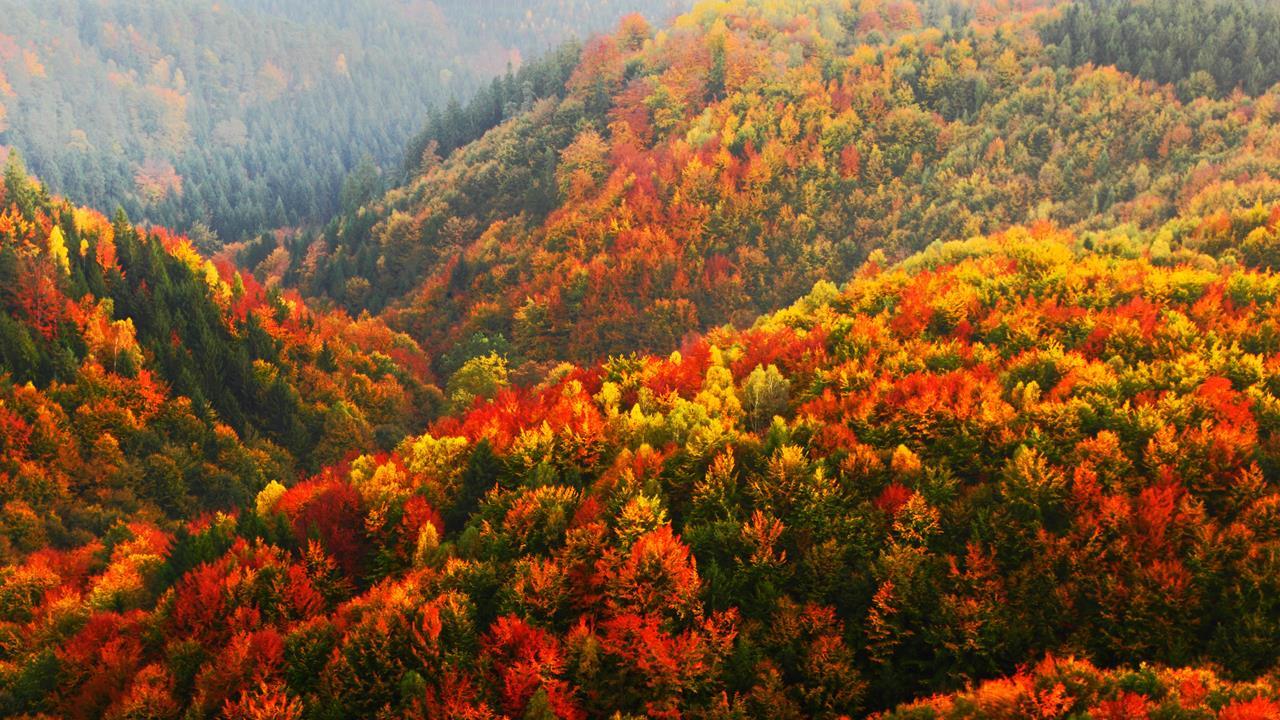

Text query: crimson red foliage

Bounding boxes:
[278,480,368,578]
[875,483,916,516]
[646,339,712,397]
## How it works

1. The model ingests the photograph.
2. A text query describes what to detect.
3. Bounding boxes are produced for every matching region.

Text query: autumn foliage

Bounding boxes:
[285,0,1280,382]
[7,0,1280,717]
[8,193,1280,715]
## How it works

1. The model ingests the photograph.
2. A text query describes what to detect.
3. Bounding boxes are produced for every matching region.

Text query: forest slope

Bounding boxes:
[0,160,438,563]
[7,199,1280,716]
[0,0,695,242]
[279,0,1280,379]
[7,1,1280,717]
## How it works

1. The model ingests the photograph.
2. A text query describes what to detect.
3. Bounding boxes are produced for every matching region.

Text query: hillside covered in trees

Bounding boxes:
[0,157,440,562]
[0,0,695,243]
[10,189,1280,716]
[1041,0,1280,98]
[273,0,1280,381]
[5,0,1280,718]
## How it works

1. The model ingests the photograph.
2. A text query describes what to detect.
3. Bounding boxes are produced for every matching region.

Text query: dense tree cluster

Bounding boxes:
[1041,0,1280,99]
[402,43,588,176]
[278,0,1280,381]
[875,656,1280,719]
[0,160,437,563]
[0,0,695,242]
[9,198,1280,715]
[7,1,1280,717]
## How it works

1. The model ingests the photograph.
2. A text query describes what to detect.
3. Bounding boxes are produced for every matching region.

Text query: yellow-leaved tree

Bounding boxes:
[47,225,69,273]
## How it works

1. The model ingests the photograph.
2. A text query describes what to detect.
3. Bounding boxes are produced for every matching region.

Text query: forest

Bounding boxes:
[1041,0,1280,98]
[271,0,1280,383]
[4,0,1280,718]
[0,0,695,244]
[10,173,1280,717]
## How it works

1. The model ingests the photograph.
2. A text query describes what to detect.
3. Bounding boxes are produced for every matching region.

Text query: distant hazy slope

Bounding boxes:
[0,0,695,242]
